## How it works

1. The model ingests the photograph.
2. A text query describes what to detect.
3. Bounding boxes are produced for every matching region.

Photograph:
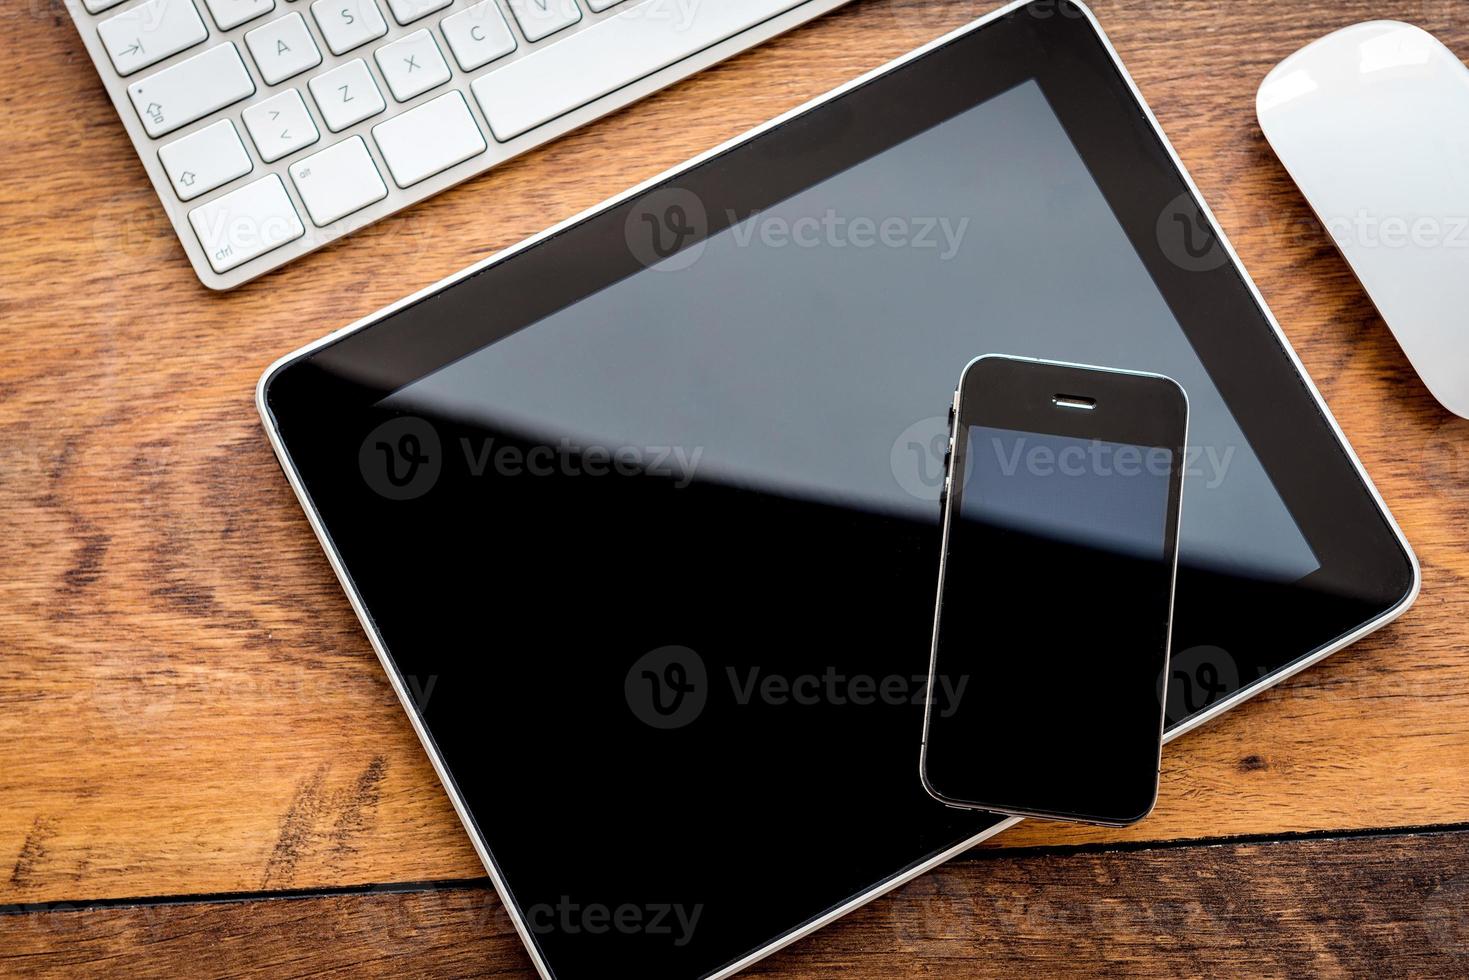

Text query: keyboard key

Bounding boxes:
[309,58,385,131]
[440,0,516,71]
[384,0,450,25]
[188,174,304,273]
[374,29,450,102]
[158,119,252,201]
[372,91,484,187]
[202,0,275,31]
[82,0,129,13]
[473,0,803,140]
[98,0,208,76]
[242,88,320,162]
[127,43,256,138]
[289,136,388,225]
[311,0,388,55]
[245,12,322,84]
[505,0,580,42]
[585,0,625,9]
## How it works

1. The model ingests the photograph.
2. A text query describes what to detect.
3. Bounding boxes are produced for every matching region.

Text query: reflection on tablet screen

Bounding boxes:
[389,80,1317,583]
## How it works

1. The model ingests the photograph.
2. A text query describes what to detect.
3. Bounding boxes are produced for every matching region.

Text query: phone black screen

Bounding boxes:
[922,358,1186,824]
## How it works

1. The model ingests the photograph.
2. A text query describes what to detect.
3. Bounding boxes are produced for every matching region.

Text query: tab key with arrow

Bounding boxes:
[97,0,207,75]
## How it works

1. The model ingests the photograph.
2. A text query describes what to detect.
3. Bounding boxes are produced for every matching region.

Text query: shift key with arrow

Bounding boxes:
[243,90,321,164]
[158,119,253,202]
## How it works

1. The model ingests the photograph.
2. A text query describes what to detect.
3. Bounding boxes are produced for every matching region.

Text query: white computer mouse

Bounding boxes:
[1258,20,1469,419]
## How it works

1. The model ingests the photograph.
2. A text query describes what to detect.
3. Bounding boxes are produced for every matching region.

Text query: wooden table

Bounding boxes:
[3,0,1468,974]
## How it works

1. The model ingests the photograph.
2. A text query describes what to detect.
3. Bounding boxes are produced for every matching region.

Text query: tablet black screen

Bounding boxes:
[263,4,1415,977]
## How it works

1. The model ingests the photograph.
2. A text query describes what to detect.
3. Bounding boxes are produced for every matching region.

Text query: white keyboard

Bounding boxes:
[66,0,851,289]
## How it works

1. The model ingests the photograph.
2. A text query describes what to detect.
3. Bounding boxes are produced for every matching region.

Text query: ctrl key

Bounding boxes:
[188,175,304,274]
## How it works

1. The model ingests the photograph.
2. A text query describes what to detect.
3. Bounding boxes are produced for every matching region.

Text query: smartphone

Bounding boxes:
[920,354,1188,826]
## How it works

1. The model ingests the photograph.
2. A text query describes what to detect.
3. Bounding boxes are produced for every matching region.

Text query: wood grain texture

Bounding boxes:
[2,0,1468,908]
[6,829,1469,977]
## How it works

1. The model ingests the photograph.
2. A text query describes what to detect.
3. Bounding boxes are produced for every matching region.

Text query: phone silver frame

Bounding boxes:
[918,354,1189,827]
[257,2,1421,976]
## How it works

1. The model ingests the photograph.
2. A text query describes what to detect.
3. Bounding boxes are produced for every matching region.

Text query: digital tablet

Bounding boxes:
[258,3,1418,977]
